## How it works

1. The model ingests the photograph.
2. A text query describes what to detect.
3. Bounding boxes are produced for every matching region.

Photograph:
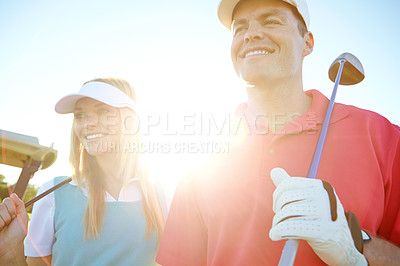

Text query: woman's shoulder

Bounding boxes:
[37,176,71,192]
[54,176,73,185]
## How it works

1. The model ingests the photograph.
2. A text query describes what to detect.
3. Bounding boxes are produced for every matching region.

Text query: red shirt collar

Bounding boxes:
[234,90,349,135]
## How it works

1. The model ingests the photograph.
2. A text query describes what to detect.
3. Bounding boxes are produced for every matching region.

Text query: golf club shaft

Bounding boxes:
[308,60,345,178]
[24,177,72,208]
[278,60,345,266]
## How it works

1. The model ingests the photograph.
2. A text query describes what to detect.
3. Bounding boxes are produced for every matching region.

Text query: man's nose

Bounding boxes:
[244,22,264,43]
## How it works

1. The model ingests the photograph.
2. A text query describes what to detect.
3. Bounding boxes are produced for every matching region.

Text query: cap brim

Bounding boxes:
[218,0,310,31]
[54,81,138,114]
[218,0,240,30]
[55,94,95,114]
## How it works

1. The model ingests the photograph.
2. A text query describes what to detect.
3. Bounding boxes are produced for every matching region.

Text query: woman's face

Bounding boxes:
[73,97,122,156]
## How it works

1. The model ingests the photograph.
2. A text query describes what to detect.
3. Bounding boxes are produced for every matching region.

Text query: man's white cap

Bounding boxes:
[55,81,137,114]
[218,0,310,31]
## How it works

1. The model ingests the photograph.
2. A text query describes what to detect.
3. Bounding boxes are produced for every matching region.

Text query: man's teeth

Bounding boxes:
[246,50,270,57]
[86,134,105,140]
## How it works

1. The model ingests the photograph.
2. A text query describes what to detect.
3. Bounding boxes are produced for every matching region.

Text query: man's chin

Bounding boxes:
[240,73,272,88]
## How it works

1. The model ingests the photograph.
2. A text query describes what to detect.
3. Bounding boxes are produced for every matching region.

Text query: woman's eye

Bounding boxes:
[99,109,110,115]
[99,109,118,122]
[100,109,118,120]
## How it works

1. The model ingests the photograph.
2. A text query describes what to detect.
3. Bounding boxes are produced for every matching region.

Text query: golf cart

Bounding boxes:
[0,129,57,198]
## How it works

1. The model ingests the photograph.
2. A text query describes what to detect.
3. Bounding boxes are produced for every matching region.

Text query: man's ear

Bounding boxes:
[303,31,314,57]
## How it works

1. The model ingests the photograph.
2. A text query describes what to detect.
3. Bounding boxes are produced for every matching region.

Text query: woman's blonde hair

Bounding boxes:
[69,77,165,241]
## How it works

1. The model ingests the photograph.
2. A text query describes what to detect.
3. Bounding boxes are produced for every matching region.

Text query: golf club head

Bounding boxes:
[328,53,365,85]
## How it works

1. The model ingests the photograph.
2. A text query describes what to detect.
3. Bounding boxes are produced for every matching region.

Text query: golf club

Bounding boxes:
[278,53,365,266]
[24,177,72,208]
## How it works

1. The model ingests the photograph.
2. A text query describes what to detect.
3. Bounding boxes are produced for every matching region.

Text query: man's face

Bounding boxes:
[231,0,312,86]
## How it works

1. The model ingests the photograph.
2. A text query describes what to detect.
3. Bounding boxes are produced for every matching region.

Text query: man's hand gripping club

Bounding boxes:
[269,168,368,265]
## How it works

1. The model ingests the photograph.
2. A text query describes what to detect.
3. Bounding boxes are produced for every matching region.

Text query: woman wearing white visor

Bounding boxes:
[1,78,166,265]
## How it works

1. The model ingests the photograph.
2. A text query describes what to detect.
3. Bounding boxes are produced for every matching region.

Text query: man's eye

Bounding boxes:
[74,113,86,120]
[233,26,246,36]
[264,19,281,25]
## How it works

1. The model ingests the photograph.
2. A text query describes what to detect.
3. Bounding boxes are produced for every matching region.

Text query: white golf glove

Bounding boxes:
[269,168,368,266]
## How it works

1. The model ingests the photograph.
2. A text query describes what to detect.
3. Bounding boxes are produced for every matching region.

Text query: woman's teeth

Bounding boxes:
[86,134,105,140]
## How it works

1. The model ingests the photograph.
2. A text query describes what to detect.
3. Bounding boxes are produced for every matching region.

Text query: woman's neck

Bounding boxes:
[95,154,126,200]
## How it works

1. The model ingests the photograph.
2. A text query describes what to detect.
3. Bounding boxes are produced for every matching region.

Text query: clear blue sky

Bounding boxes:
[1,0,399,187]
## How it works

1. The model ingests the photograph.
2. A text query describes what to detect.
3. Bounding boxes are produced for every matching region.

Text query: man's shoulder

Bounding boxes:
[308,89,396,125]
[335,102,400,142]
[338,102,396,126]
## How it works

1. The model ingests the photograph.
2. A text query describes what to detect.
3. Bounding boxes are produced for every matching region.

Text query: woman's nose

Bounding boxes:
[84,113,99,128]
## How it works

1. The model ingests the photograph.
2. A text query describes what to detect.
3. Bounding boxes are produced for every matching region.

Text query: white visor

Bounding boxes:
[55,81,137,114]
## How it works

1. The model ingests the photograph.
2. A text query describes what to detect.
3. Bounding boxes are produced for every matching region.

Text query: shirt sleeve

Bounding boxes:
[377,122,400,245]
[156,179,175,213]
[24,179,56,257]
[156,174,208,266]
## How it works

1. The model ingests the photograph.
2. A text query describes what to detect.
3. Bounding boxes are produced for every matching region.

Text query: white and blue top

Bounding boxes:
[25,176,168,266]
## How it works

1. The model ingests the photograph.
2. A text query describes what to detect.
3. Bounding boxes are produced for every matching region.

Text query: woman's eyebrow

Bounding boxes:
[74,103,106,111]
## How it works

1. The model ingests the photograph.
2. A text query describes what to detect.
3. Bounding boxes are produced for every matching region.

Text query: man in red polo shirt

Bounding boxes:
[156,0,400,265]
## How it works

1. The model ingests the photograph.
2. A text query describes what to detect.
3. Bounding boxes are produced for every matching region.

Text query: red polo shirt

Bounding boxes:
[157,90,400,265]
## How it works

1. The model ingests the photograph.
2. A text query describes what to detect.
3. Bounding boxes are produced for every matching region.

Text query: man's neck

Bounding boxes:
[245,81,312,133]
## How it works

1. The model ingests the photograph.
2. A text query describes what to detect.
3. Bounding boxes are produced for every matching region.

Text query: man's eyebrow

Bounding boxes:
[94,103,106,108]
[232,9,287,27]
[232,17,247,28]
[258,10,287,21]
